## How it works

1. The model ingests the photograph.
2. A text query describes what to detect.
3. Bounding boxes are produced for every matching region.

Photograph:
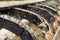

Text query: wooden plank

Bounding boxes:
[0,0,45,8]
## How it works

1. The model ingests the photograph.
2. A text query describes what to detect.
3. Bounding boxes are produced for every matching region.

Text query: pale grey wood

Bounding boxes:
[0,0,45,8]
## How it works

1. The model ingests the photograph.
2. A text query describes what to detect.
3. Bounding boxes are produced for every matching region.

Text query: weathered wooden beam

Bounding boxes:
[0,0,45,8]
